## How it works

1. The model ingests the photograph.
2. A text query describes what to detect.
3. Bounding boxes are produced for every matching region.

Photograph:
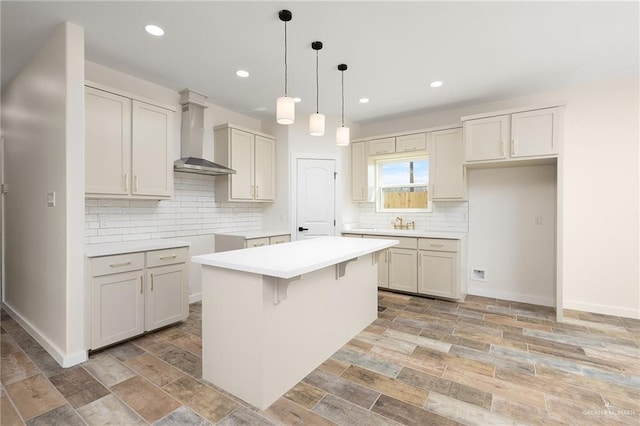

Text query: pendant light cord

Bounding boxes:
[341,70,345,126]
[315,50,320,113]
[284,20,288,96]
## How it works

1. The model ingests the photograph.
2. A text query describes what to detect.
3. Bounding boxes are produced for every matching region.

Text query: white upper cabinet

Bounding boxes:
[214,124,276,202]
[396,133,426,153]
[463,106,563,165]
[430,128,466,200]
[463,115,510,162]
[131,101,173,197]
[368,137,396,155]
[85,84,174,199]
[351,141,367,201]
[511,107,561,157]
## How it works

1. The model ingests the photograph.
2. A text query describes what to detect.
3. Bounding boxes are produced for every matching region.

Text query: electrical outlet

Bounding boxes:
[534,215,543,225]
[47,191,56,207]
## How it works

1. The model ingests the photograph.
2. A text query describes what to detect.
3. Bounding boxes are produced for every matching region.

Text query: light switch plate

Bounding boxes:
[47,191,56,207]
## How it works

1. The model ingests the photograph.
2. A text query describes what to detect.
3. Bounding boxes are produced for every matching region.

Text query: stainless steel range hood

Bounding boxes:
[174,89,236,176]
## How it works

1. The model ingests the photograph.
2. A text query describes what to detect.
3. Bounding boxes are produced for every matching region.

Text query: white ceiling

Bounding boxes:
[1,1,638,124]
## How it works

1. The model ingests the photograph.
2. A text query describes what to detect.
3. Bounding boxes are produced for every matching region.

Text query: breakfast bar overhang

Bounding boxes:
[191,236,398,410]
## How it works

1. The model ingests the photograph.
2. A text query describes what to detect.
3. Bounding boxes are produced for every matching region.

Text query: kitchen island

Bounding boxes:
[191,236,397,410]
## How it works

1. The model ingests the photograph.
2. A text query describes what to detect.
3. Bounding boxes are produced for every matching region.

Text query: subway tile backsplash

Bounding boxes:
[85,173,263,244]
[356,201,469,233]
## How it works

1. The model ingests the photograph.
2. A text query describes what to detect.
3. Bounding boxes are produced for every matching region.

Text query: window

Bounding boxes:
[376,156,430,212]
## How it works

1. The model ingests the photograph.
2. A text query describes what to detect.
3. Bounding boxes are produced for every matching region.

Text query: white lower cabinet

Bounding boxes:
[88,247,189,350]
[389,248,418,292]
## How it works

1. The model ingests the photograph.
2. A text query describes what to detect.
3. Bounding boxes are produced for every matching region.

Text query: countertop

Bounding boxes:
[214,230,290,239]
[85,239,191,258]
[342,228,466,240]
[192,236,398,279]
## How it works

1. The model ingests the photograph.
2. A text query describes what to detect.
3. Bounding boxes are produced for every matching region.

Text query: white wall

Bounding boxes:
[357,77,640,319]
[467,165,557,306]
[1,22,86,366]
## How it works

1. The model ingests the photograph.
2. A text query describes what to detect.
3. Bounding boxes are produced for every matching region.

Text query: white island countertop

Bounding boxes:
[192,236,397,279]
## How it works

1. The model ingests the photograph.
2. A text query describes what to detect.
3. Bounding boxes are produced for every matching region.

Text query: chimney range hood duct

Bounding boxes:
[174,89,236,176]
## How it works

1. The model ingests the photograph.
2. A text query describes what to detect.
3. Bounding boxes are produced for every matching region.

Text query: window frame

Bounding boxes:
[375,154,431,213]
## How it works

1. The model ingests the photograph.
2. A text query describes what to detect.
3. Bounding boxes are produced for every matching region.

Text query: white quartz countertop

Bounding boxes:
[214,230,290,239]
[192,236,398,279]
[342,228,466,240]
[85,239,191,258]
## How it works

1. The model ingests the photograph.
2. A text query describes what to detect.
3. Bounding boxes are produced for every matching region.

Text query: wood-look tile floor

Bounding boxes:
[2,291,639,425]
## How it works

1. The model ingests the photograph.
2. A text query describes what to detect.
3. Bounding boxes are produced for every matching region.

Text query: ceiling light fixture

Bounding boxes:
[144,24,164,37]
[336,64,350,147]
[430,80,443,88]
[236,70,249,78]
[309,41,325,136]
[276,10,294,125]
[359,98,370,104]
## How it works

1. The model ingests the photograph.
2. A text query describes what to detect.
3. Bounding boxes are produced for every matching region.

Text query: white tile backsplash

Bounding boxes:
[356,201,469,232]
[85,173,263,244]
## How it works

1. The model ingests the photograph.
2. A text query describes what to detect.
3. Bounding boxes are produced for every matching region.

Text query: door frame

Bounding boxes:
[290,153,339,241]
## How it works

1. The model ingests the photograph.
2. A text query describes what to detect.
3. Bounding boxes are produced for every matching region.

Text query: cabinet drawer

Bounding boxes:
[418,238,459,252]
[146,247,189,268]
[364,235,417,249]
[246,237,270,248]
[91,252,145,277]
[269,235,290,245]
[368,138,396,155]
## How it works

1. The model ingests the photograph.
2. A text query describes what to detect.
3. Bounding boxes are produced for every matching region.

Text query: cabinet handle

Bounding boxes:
[256,185,259,198]
[418,253,421,266]
[511,139,515,155]
[109,261,131,268]
[159,254,178,260]
[251,185,254,197]
[361,187,365,199]
[134,175,139,192]
[140,276,143,294]
[150,273,154,291]
[124,174,129,192]
[500,141,505,157]
[430,243,445,248]
[254,243,265,247]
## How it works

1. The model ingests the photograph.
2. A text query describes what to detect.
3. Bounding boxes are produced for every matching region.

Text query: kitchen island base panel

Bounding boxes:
[201,254,378,410]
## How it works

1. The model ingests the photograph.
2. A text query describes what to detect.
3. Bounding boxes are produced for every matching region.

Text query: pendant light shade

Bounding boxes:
[336,126,350,146]
[336,63,350,146]
[310,113,325,136]
[309,41,325,136]
[277,96,295,125]
[276,10,295,125]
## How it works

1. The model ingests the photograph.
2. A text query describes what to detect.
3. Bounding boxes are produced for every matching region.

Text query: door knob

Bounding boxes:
[298,227,309,231]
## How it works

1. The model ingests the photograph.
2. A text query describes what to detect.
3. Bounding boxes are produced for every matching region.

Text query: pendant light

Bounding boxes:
[309,41,325,136]
[276,10,294,125]
[336,64,350,146]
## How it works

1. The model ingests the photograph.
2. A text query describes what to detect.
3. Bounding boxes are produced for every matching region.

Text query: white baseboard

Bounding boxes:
[189,292,202,304]
[1,302,88,367]
[467,287,555,307]
[563,300,640,319]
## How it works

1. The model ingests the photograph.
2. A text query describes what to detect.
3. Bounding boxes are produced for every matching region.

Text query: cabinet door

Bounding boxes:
[351,142,367,201]
[396,133,426,153]
[245,237,270,248]
[511,108,561,157]
[376,249,390,289]
[131,101,173,197]
[388,248,417,292]
[418,251,459,299]
[91,271,144,349]
[368,137,396,155]
[430,128,465,199]
[230,129,254,200]
[269,235,290,245]
[463,115,509,162]
[85,87,131,195]
[254,135,275,201]
[145,263,188,331]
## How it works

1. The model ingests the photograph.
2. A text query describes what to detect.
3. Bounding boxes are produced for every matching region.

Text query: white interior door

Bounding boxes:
[296,158,335,239]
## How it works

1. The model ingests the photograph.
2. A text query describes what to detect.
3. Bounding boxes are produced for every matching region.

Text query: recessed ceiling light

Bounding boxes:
[236,70,250,78]
[359,98,370,104]
[293,97,302,103]
[144,24,164,37]
[430,80,443,88]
